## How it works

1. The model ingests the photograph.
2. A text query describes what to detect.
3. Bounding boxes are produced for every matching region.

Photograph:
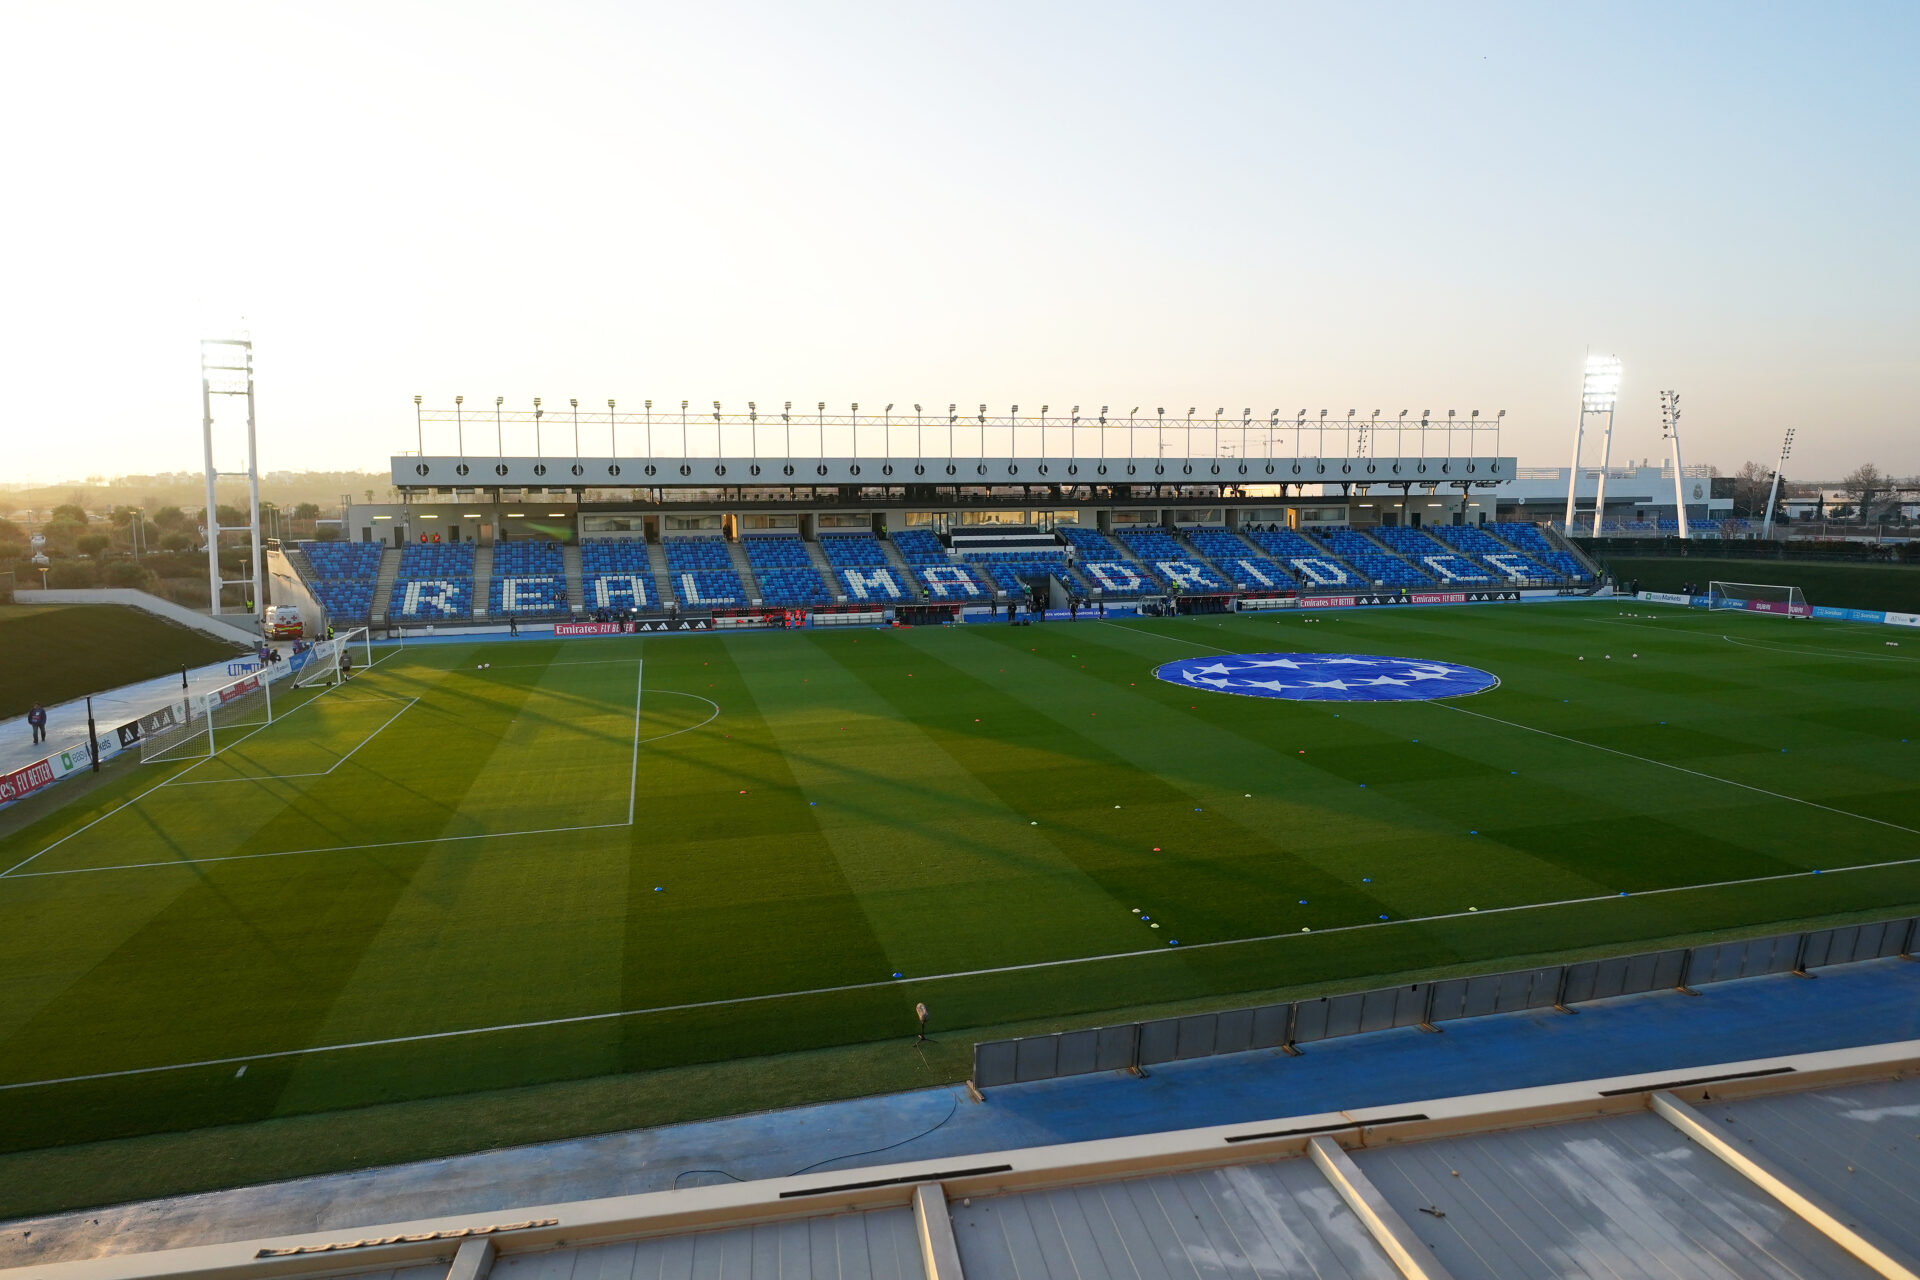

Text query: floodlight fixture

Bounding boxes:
[1582,354,1622,412]
[570,398,578,408]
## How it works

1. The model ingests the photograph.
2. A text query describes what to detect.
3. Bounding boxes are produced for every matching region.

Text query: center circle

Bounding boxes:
[1154,652,1499,702]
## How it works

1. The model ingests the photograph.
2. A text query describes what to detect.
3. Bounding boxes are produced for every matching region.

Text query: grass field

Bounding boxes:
[3,600,1919,1208]
[1599,556,1920,614]
[0,604,250,720]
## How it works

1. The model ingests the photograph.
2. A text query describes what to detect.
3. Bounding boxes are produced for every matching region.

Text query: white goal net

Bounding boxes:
[1707,581,1810,618]
[290,627,372,689]
[141,668,278,764]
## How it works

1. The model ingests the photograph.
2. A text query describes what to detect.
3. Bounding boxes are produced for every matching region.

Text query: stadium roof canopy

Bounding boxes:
[20,1038,1919,1280]
[391,405,1514,493]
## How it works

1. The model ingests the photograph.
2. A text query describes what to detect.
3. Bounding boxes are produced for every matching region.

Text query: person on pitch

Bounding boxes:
[28,703,48,744]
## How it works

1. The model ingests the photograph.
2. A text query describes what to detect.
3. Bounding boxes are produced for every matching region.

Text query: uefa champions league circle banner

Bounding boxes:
[1154,653,1499,702]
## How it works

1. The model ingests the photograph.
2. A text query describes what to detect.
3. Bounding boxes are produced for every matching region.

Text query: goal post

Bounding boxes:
[141,668,276,764]
[1707,581,1810,618]
[290,626,371,689]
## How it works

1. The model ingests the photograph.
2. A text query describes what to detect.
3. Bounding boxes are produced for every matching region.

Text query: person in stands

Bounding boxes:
[28,703,48,744]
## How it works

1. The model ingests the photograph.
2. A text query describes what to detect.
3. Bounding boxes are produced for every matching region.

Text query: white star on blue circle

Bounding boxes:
[1153,653,1499,702]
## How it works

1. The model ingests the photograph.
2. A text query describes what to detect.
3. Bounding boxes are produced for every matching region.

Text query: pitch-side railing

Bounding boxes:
[970,915,1918,1090]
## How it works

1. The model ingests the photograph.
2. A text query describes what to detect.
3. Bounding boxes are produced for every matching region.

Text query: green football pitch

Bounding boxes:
[3,602,1919,1161]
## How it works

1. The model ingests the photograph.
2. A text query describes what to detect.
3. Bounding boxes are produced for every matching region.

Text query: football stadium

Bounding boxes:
[9,5,1920,1273]
[6,374,1920,1279]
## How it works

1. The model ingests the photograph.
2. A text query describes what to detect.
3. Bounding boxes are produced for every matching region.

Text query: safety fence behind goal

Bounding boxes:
[970,915,1917,1089]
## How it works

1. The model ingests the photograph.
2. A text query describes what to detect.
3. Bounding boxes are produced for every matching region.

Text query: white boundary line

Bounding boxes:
[4,850,1917,1094]
[1434,702,1920,838]
[0,647,405,879]
[629,655,643,824]
[160,695,422,787]
[0,690,721,881]
[1719,634,1919,663]
[1101,616,1920,837]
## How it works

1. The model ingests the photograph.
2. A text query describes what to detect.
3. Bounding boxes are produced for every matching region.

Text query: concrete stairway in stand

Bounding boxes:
[370,547,402,628]
[724,538,760,604]
[646,540,676,609]
[470,545,494,619]
[877,534,921,598]
[561,545,585,615]
[802,537,842,602]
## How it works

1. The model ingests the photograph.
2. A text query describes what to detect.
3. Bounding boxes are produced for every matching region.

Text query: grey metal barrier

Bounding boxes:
[970,915,1918,1090]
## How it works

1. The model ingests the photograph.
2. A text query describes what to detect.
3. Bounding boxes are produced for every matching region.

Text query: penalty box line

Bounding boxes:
[0,646,406,880]
[6,851,1920,1096]
[0,687,720,882]
[160,695,423,787]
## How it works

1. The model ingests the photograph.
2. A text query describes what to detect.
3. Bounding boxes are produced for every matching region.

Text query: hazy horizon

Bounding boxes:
[5,2,1915,484]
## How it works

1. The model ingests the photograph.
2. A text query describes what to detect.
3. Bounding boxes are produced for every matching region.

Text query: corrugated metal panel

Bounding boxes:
[1353,1112,1880,1279]
[951,1159,1396,1280]
[492,1208,922,1280]
[354,1268,448,1280]
[1707,1077,1920,1267]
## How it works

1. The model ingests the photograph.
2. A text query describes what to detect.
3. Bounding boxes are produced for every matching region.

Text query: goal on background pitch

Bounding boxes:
[1707,581,1810,618]
[290,626,373,689]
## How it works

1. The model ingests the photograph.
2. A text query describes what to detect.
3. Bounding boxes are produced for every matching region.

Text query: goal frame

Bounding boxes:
[141,667,277,764]
[1706,581,1810,618]
[291,627,372,689]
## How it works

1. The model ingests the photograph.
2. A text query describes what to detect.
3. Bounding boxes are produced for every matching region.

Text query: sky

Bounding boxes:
[3,1,1915,483]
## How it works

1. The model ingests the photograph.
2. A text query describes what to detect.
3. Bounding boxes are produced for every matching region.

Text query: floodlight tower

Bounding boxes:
[1566,354,1621,535]
[1760,426,1795,540]
[1661,390,1690,540]
[199,336,263,623]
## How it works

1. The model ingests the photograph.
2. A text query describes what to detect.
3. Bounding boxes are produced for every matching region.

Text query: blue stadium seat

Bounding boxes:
[297,541,382,621]
[389,542,476,620]
[836,566,910,601]
[582,538,652,610]
[664,537,748,606]
[1487,523,1590,582]
[1112,529,1230,593]
[1374,527,1496,584]
[975,557,1068,594]
[1243,528,1361,588]
[1185,529,1295,590]
[744,535,829,605]
[916,563,988,599]
[1316,528,1432,587]
[1078,560,1154,596]
[819,534,891,567]
[489,540,567,616]
[891,529,949,563]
